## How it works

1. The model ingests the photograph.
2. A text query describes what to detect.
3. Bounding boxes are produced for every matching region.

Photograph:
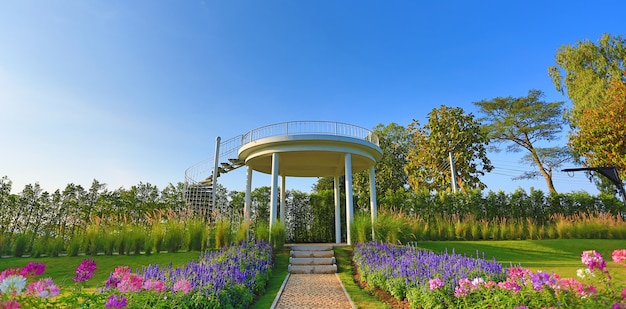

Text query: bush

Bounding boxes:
[214,219,232,249]
[187,218,206,251]
[270,220,286,250]
[351,212,372,243]
[235,220,250,243]
[255,222,270,242]
[13,234,29,257]
[68,236,81,257]
[46,236,65,257]
[164,220,185,253]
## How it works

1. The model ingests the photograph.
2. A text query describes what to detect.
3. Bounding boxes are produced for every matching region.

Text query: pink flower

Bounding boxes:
[581,250,606,271]
[117,273,143,293]
[142,279,167,292]
[612,249,626,265]
[74,259,97,282]
[622,287,626,299]
[0,268,21,282]
[0,300,20,309]
[172,279,191,294]
[26,278,60,298]
[428,278,444,290]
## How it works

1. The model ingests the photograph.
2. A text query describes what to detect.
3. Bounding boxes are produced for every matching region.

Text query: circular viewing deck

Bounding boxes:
[238,121,383,177]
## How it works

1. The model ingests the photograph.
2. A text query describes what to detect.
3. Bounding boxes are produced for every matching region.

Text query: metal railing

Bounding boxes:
[184,121,379,214]
[241,121,379,146]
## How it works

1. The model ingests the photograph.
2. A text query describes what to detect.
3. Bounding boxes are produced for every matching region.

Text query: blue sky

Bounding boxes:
[1,1,624,194]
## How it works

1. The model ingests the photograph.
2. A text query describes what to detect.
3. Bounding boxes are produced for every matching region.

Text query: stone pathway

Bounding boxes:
[272,273,355,309]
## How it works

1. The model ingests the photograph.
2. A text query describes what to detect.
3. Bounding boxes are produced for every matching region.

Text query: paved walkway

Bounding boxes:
[271,273,355,309]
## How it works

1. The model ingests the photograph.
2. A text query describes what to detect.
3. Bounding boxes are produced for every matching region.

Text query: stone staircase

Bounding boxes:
[288,245,337,274]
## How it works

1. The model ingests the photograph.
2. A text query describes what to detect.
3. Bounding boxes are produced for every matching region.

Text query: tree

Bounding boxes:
[405,105,493,193]
[549,33,626,126]
[353,122,412,209]
[570,80,626,172]
[474,89,569,193]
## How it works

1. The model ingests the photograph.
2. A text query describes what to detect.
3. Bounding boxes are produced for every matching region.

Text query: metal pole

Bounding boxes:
[212,137,221,213]
[449,151,457,193]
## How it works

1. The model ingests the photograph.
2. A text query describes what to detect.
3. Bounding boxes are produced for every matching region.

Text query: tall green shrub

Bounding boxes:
[270,220,286,250]
[164,220,185,253]
[214,219,232,249]
[187,218,206,251]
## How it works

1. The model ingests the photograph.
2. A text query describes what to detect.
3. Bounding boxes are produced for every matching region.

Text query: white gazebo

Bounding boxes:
[185,121,383,245]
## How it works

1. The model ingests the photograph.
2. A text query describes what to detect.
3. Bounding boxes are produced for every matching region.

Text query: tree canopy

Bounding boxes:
[549,33,626,182]
[549,33,626,125]
[570,80,626,171]
[404,105,492,193]
[474,89,569,193]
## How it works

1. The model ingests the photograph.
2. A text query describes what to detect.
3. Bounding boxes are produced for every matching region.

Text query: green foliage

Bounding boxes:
[309,190,336,242]
[474,89,569,193]
[270,220,286,250]
[68,237,81,257]
[254,222,270,241]
[163,220,185,253]
[570,80,626,174]
[352,212,373,243]
[405,105,493,193]
[353,122,412,208]
[186,218,206,251]
[13,233,29,257]
[234,220,250,243]
[214,218,232,249]
[549,33,626,125]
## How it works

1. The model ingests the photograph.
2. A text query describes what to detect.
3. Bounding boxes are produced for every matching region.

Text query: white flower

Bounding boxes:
[576,268,594,279]
[0,275,27,295]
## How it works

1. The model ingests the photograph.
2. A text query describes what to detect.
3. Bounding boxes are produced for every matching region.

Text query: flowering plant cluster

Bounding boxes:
[101,240,273,308]
[353,242,626,309]
[0,261,61,308]
[0,240,273,308]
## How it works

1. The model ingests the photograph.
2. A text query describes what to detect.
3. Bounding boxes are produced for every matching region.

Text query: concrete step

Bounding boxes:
[289,257,336,265]
[290,245,333,251]
[290,250,335,258]
[288,264,338,274]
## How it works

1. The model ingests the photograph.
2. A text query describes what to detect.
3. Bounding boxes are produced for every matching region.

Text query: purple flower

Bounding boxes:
[105,294,127,309]
[74,259,97,282]
[21,262,46,276]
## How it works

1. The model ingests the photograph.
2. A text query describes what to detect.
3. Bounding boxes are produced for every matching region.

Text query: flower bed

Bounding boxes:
[0,240,273,308]
[353,242,626,308]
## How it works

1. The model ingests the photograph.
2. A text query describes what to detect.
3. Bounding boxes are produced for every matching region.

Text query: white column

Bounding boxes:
[280,175,286,224]
[334,175,341,244]
[269,153,279,233]
[344,154,354,245]
[369,166,377,241]
[244,166,252,223]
